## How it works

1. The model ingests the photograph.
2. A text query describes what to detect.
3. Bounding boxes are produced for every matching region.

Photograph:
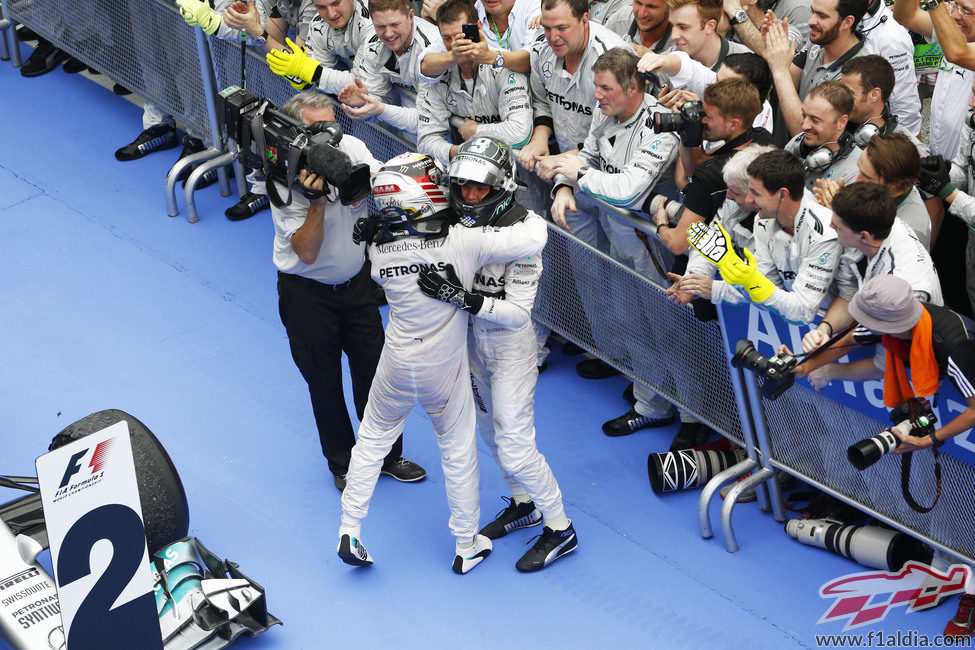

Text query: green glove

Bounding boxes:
[687,220,776,303]
[266,38,320,87]
[177,0,221,34]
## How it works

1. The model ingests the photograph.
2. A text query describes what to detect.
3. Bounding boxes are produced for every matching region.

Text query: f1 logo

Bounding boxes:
[58,440,114,488]
[59,449,89,489]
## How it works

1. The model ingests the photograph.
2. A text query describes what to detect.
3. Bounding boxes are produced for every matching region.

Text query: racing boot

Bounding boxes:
[380,457,426,482]
[479,497,542,540]
[225,192,270,221]
[337,533,373,567]
[452,535,492,574]
[515,522,577,572]
[945,594,975,638]
[602,409,675,436]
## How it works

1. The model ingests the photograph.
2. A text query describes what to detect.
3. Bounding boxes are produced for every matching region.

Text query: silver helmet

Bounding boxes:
[448,137,519,228]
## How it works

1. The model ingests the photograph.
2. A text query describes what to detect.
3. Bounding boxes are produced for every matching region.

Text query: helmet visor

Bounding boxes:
[449,152,508,189]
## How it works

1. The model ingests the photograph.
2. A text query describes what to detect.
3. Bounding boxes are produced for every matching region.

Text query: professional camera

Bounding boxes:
[785,518,932,571]
[647,447,747,494]
[215,86,370,207]
[732,339,798,399]
[653,100,705,148]
[847,398,938,471]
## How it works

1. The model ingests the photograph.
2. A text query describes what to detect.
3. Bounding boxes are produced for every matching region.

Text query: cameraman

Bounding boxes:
[272,93,426,492]
[653,77,770,256]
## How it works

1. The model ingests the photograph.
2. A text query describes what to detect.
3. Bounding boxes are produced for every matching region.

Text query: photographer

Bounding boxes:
[271,93,426,493]
[653,77,769,256]
[686,149,844,324]
[416,0,533,165]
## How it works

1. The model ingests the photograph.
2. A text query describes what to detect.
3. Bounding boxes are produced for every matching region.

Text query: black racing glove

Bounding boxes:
[919,155,956,200]
[352,214,379,245]
[417,264,484,314]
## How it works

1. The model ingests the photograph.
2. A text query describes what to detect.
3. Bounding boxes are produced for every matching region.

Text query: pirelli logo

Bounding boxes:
[0,568,39,591]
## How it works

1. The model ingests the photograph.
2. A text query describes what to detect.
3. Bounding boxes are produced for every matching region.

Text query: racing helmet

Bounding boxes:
[448,136,520,228]
[371,153,450,243]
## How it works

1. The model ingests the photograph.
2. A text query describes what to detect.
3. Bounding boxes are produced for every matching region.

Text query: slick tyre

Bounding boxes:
[49,409,190,554]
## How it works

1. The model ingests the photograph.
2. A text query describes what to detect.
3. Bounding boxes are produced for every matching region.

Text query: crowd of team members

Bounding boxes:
[40,0,975,630]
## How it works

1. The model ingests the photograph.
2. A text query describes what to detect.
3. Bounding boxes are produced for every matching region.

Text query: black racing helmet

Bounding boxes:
[448,136,519,228]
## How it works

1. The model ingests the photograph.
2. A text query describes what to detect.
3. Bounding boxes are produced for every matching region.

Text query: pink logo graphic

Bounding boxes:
[819,562,969,630]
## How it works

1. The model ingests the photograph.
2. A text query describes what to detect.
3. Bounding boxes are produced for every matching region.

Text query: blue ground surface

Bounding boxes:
[0,53,956,649]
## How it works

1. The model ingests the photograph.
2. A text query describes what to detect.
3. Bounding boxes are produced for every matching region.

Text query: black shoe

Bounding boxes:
[537,360,548,374]
[602,409,676,437]
[225,192,270,220]
[622,382,635,405]
[479,497,542,540]
[115,124,178,161]
[562,340,584,355]
[16,25,39,41]
[576,358,620,380]
[21,39,70,77]
[112,83,132,96]
[380,457,426,482]
[337,533,373,566]
[63,56,86,73]
[175,135,207,182]
[668,422,712,452]
[516,523,577,572]
[333,473,346,492]
[87,66,100,75]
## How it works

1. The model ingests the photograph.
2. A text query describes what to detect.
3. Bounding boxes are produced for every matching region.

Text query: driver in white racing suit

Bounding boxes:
[417,137,577,572]
[337,153,547,574]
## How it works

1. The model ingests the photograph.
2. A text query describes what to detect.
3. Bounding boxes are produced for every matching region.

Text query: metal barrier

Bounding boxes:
[6,0,974,567]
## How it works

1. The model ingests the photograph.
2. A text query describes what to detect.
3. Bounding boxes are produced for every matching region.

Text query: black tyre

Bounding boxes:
[50,409,190,554]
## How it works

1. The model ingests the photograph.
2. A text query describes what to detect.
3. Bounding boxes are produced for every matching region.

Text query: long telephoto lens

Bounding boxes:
[647,448,747,494]
[785,518,932,570]
[847,424,906,470]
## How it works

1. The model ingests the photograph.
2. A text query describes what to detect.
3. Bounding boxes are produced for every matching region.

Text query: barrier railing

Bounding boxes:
[6,0,974,567]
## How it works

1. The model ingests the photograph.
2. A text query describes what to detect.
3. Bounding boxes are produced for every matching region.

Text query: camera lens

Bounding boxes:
[653,112,684,134]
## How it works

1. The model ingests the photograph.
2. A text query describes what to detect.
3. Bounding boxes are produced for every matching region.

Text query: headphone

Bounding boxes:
[802,131,856,173]
[851,108,896,149]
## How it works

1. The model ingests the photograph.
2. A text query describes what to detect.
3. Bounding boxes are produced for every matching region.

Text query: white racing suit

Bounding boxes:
[303,0,376,94]
[748,190,850,324]
[351,17,444,136]
[468,232,565,521]
[417,65,533,167]
[947,119,975,315]
[341,215,547,542]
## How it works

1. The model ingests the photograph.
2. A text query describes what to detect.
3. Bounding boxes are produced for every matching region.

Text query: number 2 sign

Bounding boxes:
[36,421,163,650]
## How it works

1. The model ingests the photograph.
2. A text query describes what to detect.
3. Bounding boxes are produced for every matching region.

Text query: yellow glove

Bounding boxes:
[687,220,776,303]
[266,38,320,87]
[177,0,221,34]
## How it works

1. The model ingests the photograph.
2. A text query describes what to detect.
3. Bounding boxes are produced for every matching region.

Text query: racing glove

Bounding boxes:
[177,0,222,35]
[417,264,484,314]
[266,38,319,90]
[918,155,956,200]
[688,220,775,303]
[352,215,378,245]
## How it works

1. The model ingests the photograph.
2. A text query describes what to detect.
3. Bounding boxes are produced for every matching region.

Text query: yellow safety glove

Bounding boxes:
[687,220,776,303]
[266,37,320,89]
[177,0,222,34]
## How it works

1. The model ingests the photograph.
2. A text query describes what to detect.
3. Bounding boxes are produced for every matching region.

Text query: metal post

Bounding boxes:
[166,148,224,217]
[720,467,774,553]
[183,152,235,222]
[0,0,23,66]
[698,457,756,539]
[740,368,787,523]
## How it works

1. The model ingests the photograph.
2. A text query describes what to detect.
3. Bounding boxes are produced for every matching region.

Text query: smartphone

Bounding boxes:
[462,23,480,42]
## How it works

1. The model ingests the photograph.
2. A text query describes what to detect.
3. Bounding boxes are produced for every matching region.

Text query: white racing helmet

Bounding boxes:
[371,153,450,243]
[448,137,520,227]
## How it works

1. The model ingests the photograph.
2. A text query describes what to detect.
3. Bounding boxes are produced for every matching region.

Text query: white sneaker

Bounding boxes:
[337,533,373,567]
[452,534,492,574]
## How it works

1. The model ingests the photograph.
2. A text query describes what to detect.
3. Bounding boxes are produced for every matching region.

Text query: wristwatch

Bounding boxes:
[252,29,268,47]
[729,9,749,25]
[493,53,505,69]
[921,0,943,9]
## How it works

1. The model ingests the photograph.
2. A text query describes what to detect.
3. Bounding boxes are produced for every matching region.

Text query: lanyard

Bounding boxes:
[489,16,510,50]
